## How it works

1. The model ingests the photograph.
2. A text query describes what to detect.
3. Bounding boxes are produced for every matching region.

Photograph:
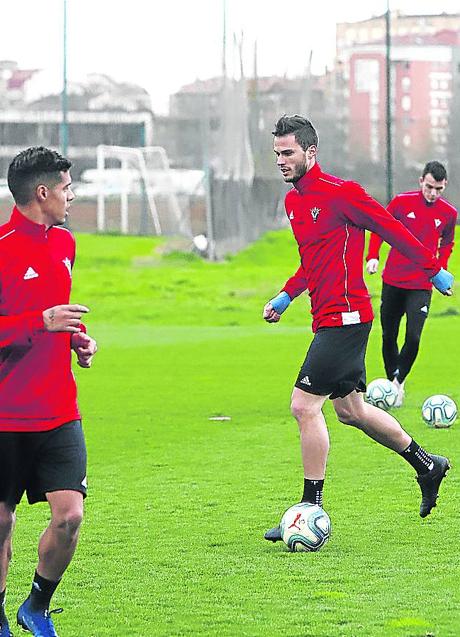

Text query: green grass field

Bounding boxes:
[10,228,460,636]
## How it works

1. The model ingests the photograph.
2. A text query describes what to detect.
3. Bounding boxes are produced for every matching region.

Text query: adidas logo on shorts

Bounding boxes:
[300,375,312,386]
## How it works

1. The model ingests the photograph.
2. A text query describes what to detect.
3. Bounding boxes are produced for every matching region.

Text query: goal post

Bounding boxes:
[95,145,191,236]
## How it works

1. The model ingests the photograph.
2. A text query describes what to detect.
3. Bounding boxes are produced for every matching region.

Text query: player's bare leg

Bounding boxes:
[265,390,329,542]
[333,391,450,517]
[332,390,410,451]
[291,389,330,479]
[38,491,84,580]
[0,505,15,593]
[0,504,14,636]
[17,491,84,636]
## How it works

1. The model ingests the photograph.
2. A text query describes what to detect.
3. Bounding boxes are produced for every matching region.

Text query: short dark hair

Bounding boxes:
[272,115,318,151]
[7,146,72,205]
[422,160,447,182]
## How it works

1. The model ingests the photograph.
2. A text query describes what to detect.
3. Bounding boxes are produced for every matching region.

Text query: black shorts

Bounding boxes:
[0,420,87,508]
[295,322,372,399]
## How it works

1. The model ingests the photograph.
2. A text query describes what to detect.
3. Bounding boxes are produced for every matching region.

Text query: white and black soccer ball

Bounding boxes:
[365,378,398,411]
[280,502,331,552]
[421,394,457,428]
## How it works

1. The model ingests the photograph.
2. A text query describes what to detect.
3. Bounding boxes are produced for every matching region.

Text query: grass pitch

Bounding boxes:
[10,229,460,636]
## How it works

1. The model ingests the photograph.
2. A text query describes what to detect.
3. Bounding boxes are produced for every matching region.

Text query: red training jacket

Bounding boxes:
[366,191,457,290]
[0,207,83,431]
[281,164,441,332]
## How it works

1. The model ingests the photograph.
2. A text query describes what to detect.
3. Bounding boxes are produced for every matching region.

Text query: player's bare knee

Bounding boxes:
[290,397,318,423]
[0,506,14,542]
[53,508,83,541]
[335,404,364,428]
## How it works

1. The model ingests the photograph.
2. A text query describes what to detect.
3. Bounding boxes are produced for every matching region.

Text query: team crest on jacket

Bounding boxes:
[63,257,72,276]
[310,207,321,222]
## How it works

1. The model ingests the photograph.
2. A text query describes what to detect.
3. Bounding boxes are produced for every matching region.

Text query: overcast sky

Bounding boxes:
[2,0,459,112]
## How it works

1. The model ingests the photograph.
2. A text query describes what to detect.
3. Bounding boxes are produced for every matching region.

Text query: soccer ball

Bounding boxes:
[280,502,331,552]
[421,394,457,428]
[365,378,398,410]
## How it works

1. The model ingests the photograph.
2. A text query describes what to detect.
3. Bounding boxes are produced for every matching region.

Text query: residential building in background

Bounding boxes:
[0,10,458,244]
[336,12,460,174]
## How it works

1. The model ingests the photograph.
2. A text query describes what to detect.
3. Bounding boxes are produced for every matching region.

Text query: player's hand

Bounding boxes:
[263,302,281,323]
[43,304,89,333]
[71,332,98,367]
[431,268,454,296]
[366,258,379,274]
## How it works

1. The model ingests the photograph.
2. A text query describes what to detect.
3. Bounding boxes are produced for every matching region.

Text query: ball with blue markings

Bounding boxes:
[280,502,331,552]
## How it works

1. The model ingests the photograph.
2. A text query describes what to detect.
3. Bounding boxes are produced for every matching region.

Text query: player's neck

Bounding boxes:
[16,204,51,229]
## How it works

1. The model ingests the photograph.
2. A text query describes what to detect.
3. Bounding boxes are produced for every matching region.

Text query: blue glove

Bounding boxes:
[269,291,291,314]
[431,268,454,294]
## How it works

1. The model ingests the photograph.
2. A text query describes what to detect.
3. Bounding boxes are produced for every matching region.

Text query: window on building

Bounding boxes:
[354,58,379,93]
[403,135,411,147]
[401,77,411,91]
[401,95,411,111]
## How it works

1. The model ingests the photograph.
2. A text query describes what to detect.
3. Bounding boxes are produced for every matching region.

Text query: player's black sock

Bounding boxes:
[0,588,6,622]
[400,439,434,474]
[302,479,324,506]
[28,571,61,611]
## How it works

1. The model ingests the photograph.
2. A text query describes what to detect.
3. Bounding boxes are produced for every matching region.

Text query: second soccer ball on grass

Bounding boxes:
[422,394,457,428]
[365,378,398,411]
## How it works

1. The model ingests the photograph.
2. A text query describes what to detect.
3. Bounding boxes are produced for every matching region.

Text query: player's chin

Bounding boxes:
[56,214,68,226]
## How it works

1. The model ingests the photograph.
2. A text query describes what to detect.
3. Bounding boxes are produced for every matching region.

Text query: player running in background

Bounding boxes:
[0,147,97,637]
[262,116,453,544]
[366,161,457,407]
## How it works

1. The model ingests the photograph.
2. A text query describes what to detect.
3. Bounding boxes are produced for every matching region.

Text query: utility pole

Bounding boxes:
[385,1,393,201]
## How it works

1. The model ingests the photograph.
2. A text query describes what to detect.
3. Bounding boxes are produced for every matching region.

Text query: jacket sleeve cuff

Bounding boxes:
[24,312,46,346]
[282,284,302,299]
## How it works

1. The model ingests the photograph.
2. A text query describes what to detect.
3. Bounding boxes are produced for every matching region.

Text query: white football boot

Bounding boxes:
[392,377,405,408]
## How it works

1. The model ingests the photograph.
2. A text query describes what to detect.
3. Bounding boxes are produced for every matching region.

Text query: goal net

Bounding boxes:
[95,145,192,236]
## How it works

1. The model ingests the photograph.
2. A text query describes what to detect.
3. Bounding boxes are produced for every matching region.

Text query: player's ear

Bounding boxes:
[307,145,317,159]
[419,176,424,188]
[36,184,48,202]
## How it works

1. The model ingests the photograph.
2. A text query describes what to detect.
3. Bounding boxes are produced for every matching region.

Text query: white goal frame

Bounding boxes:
[96,145,185,235]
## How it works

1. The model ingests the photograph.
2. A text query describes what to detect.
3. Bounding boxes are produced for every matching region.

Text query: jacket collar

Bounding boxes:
[294,162,322,195]
[10,206,48,238]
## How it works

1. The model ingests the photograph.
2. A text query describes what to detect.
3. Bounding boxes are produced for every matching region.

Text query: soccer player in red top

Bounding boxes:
[0,147,97,637]
[366,161,456,406]
[262,116,453,544]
